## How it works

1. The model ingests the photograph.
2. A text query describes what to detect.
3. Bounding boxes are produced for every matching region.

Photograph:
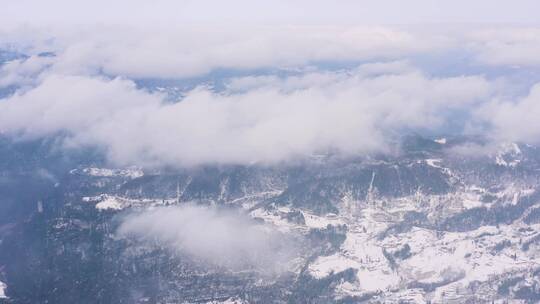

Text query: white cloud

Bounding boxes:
[0,67,492,167]
[0,26,447,79]
[117,204,298,272]
[0,75,161,139]
[3,26,540,80]
[2,24,540,165]
[0,55,53,88]
[477,83,540,143]
[469,28,540,68]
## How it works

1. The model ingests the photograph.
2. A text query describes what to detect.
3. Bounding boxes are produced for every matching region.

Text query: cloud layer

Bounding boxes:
[1,25,540,166]
[1,26,446,79]
[118,205,297,272]
[0,63,493,166]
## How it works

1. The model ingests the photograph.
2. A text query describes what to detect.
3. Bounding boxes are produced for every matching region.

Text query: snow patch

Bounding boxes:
[0,280,7,299]
[495,143,522,167]
[207,297,247,304]
[309,254,359,279]
[71,167,144,179]
[425,158,442,168]
[303,212,344,229]
[434,138,447,144]
[84,194,178,210]
[96,197,123,210]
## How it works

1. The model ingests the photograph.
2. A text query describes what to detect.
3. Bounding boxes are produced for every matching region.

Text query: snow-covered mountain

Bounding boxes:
[1,135,540,303]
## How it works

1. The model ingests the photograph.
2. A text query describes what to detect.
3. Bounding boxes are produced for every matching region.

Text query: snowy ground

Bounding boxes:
[0,280,7,299]
[248,185,540,303]
[73,159,540,303]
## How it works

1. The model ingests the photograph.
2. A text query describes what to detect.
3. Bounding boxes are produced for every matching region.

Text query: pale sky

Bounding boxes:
[1,0,539,29]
